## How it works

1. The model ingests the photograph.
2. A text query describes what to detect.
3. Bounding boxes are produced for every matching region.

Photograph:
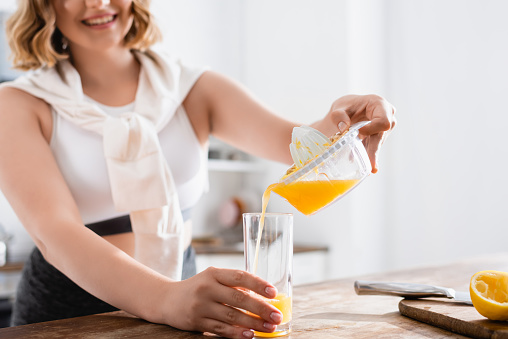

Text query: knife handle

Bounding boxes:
[354,280,453,298]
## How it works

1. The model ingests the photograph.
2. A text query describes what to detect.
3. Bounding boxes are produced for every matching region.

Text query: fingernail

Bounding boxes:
[338,121,348,133]
[265,286,277,296]
[270,312,283,323]
[264,322,276,330]
[243,330,254,338]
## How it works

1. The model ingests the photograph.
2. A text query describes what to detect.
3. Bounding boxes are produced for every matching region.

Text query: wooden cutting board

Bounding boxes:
[399,299,508,338]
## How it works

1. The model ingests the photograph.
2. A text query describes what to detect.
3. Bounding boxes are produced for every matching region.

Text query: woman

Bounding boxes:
[0,0,395,338]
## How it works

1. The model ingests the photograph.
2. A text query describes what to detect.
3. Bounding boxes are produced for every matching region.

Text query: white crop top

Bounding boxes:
[50,97,209,224]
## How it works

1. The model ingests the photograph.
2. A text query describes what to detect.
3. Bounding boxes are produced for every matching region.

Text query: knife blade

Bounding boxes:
[354,280,473,305]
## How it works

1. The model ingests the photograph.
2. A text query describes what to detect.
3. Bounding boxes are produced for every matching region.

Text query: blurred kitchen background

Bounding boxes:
[1,0,508,297]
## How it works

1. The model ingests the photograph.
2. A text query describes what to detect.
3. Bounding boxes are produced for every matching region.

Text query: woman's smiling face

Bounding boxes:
[51,0,134,53]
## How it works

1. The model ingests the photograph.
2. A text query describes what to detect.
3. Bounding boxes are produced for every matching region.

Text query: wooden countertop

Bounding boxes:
[2,253,508,338]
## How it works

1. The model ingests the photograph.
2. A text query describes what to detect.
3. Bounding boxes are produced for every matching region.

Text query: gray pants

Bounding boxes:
[11,245,196,326]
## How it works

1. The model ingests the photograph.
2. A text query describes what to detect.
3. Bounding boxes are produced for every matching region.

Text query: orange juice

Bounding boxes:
[254,293,292,337]
[270,179,359,215]
[266,293,292,323]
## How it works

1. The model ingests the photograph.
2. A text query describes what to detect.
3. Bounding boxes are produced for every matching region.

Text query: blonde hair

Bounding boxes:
[6,0,162,71]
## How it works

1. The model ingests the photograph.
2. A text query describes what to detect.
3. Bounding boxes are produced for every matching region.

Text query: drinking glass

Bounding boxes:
[243,213,293,337]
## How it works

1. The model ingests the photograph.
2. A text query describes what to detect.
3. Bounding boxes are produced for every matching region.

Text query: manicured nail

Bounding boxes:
[270,312,283,323]
[264,322,276,330]
[338,121,348,133]
[243,330,254,338]
[265,286,277,296]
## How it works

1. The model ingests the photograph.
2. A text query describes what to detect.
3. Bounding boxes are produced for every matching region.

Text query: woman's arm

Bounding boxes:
[184,71,396,170]
[0,87,281,339]
[0,87,172,320]
[184,71,297,165]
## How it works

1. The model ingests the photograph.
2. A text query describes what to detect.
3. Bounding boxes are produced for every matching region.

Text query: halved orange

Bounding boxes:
[470,270,508,321]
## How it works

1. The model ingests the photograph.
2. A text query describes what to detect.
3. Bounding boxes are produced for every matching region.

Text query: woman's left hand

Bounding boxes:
[311,94,396,173]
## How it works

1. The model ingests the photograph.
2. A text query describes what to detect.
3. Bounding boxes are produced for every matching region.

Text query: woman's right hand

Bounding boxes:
[162,267,283,339]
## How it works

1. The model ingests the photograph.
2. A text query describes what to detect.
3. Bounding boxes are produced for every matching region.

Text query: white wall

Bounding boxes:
[151,0,243,79]
[384,0,508,270]
[0,3,23,81]
[241,0,350,123]
[0,2,15,11]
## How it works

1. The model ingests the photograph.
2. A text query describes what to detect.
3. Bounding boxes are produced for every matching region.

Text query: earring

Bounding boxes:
[62,37,68,51]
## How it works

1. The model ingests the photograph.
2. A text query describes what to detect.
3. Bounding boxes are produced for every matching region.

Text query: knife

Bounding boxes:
[354,280,473,305]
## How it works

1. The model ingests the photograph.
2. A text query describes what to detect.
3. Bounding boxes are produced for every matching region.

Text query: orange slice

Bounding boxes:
[470,270,508,320]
